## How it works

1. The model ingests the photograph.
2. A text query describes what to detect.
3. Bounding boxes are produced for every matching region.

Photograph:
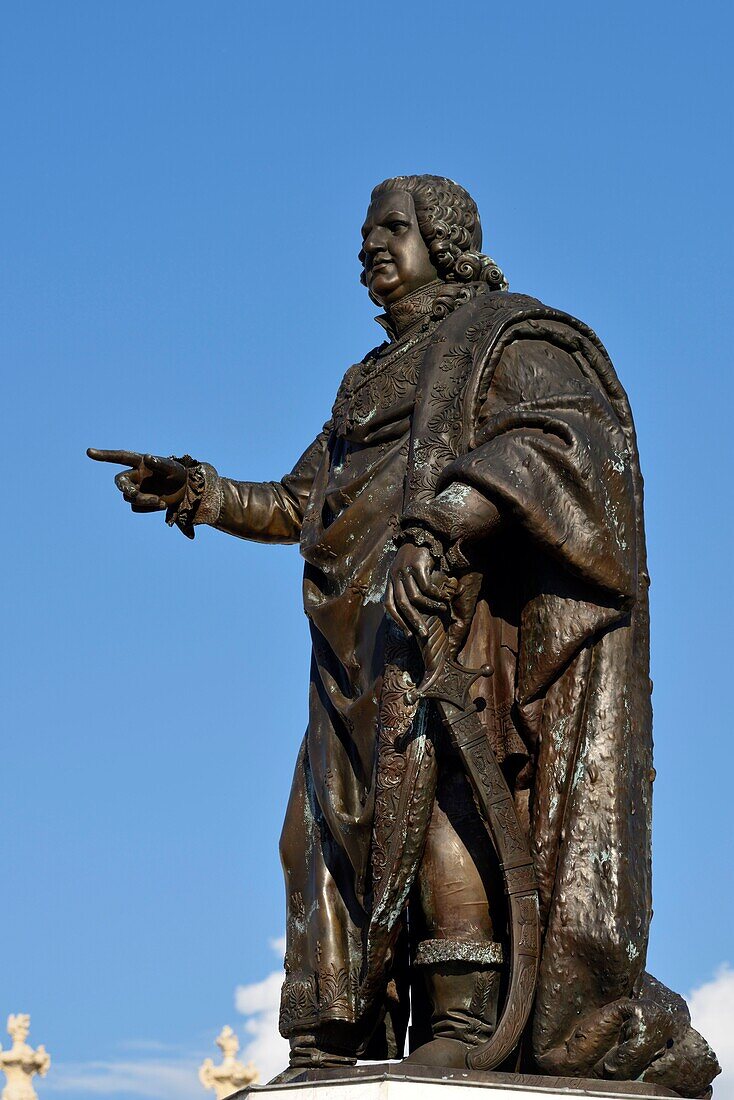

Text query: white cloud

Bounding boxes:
[234,937,289,1083]
[269,936,286,959]
[688,964,733,1100]
[44,1057,203,1100]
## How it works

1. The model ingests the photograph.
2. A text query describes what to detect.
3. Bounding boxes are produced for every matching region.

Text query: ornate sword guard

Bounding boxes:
[406,656,493,710]
[404,611,493,709]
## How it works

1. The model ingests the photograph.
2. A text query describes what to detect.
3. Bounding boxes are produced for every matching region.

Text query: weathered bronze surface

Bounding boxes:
[88,176,720,1095]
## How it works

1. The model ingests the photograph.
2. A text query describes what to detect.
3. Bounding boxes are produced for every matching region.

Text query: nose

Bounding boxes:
[363,226,388,255]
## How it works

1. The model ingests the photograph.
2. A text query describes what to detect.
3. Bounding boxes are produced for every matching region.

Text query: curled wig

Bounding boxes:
[364,175,508,291]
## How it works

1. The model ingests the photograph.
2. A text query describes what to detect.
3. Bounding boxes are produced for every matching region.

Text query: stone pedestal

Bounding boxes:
[231,1065,676,1100]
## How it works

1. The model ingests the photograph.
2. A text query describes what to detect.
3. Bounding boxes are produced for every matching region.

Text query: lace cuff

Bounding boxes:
[395,524,447,566]
[165,457,222,539]
[401,483,502,570]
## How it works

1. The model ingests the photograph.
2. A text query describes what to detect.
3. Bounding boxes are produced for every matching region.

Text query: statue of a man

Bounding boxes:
[89,175,718,1095]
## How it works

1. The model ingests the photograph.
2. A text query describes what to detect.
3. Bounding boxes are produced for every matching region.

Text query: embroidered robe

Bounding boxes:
[210,285,656,1067]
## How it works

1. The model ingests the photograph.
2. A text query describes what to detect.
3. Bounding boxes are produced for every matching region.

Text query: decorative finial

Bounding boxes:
[199,1027,258,1100]
[0,1015,50,1100]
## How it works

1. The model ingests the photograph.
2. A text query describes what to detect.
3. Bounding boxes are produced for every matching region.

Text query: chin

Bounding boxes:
[369,271,399,302]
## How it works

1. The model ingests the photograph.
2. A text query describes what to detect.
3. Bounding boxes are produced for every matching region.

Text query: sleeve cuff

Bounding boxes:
[400,482,502,568]
[166,459,222,539]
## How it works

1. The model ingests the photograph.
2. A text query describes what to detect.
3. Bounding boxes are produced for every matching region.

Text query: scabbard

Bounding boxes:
[432,689,540,1070]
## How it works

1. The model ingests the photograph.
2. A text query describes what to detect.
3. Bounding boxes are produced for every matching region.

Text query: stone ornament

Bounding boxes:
[0,1016,50,1100]
[199,1027,258,1100]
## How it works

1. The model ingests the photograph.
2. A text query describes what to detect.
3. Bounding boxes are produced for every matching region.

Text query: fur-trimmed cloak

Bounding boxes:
[209,285,716,1092]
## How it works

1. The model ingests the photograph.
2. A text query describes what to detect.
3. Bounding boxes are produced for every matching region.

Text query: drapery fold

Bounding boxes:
[192,289,717,1092]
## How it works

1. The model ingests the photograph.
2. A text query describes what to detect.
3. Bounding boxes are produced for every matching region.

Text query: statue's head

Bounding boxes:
[360,174,507,308]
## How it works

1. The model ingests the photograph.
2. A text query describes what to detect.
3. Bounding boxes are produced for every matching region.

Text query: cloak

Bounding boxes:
[204,284,715,1090]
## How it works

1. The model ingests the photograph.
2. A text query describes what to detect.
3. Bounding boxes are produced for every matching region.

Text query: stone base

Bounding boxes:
[232,1063,677,1100]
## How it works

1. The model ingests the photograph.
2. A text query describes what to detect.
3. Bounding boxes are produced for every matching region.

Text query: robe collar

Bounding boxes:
[375,279,445,341]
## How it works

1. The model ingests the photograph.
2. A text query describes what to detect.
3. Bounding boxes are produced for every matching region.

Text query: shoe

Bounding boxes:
[406,960,501,1068]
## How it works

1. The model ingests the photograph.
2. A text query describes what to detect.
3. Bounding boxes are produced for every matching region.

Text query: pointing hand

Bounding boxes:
[87,449,187,513]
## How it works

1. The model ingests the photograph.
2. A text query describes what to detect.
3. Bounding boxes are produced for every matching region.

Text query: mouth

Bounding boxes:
[368,257,394,278]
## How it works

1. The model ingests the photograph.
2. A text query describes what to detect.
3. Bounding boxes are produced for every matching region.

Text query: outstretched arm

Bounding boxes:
[207,420,332,543]
[88,421,332,544]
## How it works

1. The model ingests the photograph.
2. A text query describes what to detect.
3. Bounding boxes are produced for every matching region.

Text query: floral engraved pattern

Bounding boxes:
[406,290,544,502]
[291,891,306,922]
[405,298,502,502]
[279,975,319,1032]
[331,283,493,443]
[468,970,501,1041]
[361,630,438,1004]
[279,964,362,1034]
[370,631,423,884]
[318,963,360,1015]
[332,331,433,438]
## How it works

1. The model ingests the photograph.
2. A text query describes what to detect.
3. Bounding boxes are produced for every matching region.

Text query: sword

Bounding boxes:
[406,612,540,1071]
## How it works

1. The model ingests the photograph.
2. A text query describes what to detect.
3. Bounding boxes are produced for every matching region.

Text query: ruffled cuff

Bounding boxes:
[400,482,502,570]
[165,457,222,539]
[395,524,447,567]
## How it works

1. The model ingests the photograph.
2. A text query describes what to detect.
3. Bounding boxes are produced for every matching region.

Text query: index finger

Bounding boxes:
[144,454,184,477]
[87,448,144,467]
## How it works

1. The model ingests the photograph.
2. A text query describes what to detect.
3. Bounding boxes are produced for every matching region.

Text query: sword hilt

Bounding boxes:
[405,658,493,709]
[405,612,493,708]
[407,611,493,704]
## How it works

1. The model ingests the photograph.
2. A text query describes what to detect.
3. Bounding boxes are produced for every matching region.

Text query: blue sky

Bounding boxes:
[1,1,732,1096]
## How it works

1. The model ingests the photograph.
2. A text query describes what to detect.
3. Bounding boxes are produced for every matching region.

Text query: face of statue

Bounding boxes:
[360,190,438,307]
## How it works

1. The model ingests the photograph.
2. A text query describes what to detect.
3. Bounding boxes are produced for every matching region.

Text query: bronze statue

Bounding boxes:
[89,175,720,1095]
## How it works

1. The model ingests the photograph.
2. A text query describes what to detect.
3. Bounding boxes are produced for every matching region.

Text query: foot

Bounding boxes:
[403,1036,473,1069]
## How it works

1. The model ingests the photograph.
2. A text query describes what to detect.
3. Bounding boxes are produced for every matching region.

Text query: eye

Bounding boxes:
[389,221,408,234]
